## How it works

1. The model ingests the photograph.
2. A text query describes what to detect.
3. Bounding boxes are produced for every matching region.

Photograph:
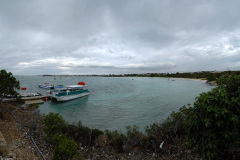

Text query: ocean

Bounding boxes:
[16,76,214,132]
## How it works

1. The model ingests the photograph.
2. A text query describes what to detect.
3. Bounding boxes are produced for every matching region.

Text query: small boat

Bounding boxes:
[20,92,42,98]
[48,83,89,101]
[21,87,27,90]
[54,85,64,89]
[39,83,54,89]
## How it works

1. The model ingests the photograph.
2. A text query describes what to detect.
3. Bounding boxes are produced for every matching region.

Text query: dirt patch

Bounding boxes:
[0,103,40,159]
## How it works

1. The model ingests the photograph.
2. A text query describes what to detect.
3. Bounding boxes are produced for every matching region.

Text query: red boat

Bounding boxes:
[21,87,27,90]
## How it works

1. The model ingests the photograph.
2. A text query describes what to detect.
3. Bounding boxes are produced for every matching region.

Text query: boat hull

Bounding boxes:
[51,92,89,101]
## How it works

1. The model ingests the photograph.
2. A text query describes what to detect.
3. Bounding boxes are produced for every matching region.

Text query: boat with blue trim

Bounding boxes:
[39,83,54,89]
[48,83,89,101]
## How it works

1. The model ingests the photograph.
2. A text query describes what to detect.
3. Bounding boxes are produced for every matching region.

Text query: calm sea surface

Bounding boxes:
[15,76,214,132]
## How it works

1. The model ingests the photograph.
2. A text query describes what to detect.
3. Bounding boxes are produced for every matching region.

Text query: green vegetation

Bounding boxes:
[62,121,103,146]
[40,75,240,159]
[42,113,81,159]
[184,75,240,159]
[16,97,25,104]
[42,112,66,140]
[106,70,240,82]
[0,69,20,102]
[52,134,79,160]
[28,103,39,109]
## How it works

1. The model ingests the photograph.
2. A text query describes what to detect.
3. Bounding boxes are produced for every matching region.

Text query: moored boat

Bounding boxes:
[48,83,89,101]
[39,83,54,89]
[20,92,42,98]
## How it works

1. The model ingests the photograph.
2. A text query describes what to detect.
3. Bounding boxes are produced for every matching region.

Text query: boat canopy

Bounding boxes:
[78,82,85,85]
[64,85,87,88]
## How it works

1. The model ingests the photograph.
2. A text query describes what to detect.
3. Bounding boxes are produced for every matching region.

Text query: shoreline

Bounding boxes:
[161,77,207,82]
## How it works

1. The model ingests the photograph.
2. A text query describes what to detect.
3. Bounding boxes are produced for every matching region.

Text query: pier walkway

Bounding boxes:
[3,95,50,105]
[22,95,50,104]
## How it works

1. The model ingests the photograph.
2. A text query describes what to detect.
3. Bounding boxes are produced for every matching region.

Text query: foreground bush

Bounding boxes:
[145,105,192,152]
[53,134,79,160]
[184,75,240,159]
[64,121,104,146]
[42,112,66,141]
[105,130,127,152]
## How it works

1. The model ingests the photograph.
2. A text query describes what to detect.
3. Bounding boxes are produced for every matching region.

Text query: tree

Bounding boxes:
[0,69,20,102]
[206,73,216,82]
[42,112,66,141]
[184,75,240,159]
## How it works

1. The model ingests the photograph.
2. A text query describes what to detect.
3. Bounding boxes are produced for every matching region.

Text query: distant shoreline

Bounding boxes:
[162,77,207,81]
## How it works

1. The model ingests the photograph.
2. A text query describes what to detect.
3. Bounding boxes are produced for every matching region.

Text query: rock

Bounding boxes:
[186,150,191,154]
[31,109,40,115]
[152,153,155,157]
[0,108,3,119]
[94,135,108,147]
[21,133,27,138]
[19,104,27,110]
[8,152,16,159]
[14,141,23,148]
[0,131,7,154]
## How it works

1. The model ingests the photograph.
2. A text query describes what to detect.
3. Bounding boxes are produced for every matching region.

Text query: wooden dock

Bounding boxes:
[22,95,49,101]
[22,95,50,105]
[25,100,44,105]
[3,95,50,105]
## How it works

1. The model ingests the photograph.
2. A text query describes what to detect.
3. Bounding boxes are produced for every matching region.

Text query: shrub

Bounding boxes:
[91,128,104,144]
[8,105,15,111]
[16,97,25,104]
[161,105,192,139]
[105,130,127,152]
[125,125,144,150]
[28,103,39,109]
[42,112,66,141]
[145,105,192,152]
[184,75,240,159]
[63,121,104,146]
[145,122,164,152]
[53,134,79,160]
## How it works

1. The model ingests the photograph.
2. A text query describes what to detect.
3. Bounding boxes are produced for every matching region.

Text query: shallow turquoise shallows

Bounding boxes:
[16,76,214,132]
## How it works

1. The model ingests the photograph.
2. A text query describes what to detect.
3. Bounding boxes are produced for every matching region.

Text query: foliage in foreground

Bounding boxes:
[52,134,79,160]
[145,105,192,152]
[184,75,240,159]
[0,69,20,101]
[42,112,66,140]
[42,113,81,159]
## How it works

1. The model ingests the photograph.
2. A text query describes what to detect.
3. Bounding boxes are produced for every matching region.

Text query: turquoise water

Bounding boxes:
[16,76,214,131]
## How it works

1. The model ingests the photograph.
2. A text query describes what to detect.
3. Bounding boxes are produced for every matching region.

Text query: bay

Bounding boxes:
[16,76,214,132]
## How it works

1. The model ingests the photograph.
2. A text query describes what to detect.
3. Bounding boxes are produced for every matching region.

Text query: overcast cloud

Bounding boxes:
[1,0,240,75]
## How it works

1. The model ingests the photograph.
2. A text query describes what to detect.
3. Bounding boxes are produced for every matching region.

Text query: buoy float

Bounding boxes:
[21,87,27,90]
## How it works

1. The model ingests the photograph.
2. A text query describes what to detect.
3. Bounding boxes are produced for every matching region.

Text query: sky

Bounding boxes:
[1,0,240,75]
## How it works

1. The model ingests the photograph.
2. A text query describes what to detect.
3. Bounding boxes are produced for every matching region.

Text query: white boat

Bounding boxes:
[48,84,89,101]
[39,83,54,89]
[20,92,41,98]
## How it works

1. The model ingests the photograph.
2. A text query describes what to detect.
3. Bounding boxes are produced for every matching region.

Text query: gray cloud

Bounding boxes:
[1,0,240,75]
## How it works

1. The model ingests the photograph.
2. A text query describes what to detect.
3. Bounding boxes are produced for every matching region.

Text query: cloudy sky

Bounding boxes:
[1,0,240,75]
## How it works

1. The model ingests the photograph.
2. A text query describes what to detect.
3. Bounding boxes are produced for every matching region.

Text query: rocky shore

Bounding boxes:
[0,102,201,160]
